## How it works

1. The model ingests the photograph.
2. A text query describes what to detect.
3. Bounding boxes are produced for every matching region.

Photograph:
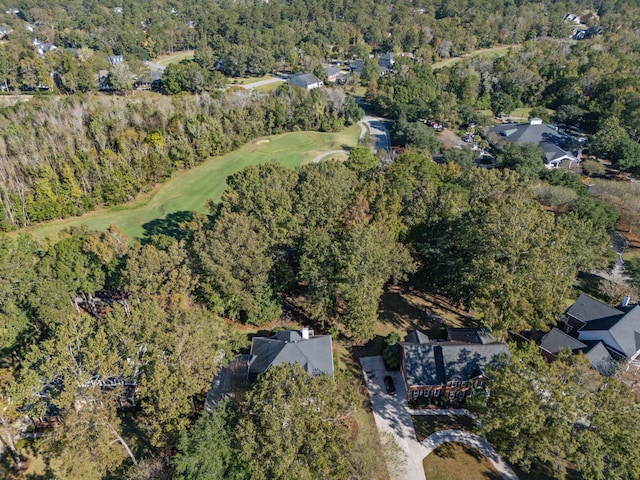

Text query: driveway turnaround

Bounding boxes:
[421,429,519,480]
[360,355,519,480]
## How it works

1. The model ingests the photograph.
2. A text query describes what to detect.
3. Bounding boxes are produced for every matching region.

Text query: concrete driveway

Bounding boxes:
[360,355,518,480]
[360,356,429,480]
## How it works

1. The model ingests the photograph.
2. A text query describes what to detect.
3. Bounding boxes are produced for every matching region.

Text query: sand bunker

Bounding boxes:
[256,139,270,145]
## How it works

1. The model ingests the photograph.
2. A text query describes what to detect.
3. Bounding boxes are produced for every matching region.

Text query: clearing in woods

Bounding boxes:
[16,125,361,241]
[432,45,521,69]
[155,50,195,66]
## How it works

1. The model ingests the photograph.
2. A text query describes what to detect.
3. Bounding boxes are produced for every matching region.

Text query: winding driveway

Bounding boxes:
[360,355,518,480]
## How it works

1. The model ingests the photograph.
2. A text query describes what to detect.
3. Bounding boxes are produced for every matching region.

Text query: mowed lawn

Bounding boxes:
[432,44,520,69]
[18,125,361,241]
[423,443,502,480]
[155,50,195,66]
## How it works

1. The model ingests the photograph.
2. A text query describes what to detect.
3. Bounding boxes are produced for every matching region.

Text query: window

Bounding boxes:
[434,388,440,397]
[424,389,430,398]
[412,389,419,399]
[461,381,467,387]
[459,391,465,400]
[449,391,456,400]
[450,381,457,387]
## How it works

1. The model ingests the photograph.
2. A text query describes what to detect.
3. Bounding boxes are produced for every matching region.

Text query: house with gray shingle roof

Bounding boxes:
[248,328,334,380]
[289,72,323,91]
[323,66,343,83]
[560,294,640,370]
[486,118,580,169]
[539,327,616,376]
[401,328,508,404]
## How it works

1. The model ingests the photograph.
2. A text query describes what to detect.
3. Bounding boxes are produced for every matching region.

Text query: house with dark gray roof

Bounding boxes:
[486,118,580,169]
[248,328,334,380]
[560,294,640,370]
[289,72,323,91]
[539,327,616,376]
[446,327,495,344]
[323,66,343,83]
[400,328,508,404]
[404,329,431,344]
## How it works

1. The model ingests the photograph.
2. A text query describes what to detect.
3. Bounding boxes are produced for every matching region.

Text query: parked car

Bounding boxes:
[384,375,396,395]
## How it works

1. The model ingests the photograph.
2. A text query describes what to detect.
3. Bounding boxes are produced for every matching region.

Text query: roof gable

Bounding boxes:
[402,344,444,386]
[608,306,640,358]
[487,121,577,164]
[447,327,495,344]
[583,341,616,376]
[289,72,322,88]
[404,329,431,344]
[566,293,622,323]
[402,342,508,386]
[540,327,587,354]
[441,343,509,381]
[249,332,334,377]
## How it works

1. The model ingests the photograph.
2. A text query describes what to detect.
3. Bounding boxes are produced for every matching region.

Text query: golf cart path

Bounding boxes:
[312,149,348,163]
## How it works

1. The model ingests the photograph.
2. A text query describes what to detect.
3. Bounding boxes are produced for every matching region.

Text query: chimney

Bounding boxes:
[622,296,631,307]
[302,327,309,340]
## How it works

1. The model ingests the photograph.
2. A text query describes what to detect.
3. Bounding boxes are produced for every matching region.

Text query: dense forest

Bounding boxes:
[3,0,640,478]
[0,89,361,229]
[0,151,616,478]
[0,0,616,87]
[0,0,638,228]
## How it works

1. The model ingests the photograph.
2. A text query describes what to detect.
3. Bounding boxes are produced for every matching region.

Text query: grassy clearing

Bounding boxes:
[16,125,361,241]
[423,443,502,480]
[623,247,640,262]
[432,45,520,69]
[155,50,194,66]
[227,74,273,85]
[251,80,286,92]
[375,284,476,338]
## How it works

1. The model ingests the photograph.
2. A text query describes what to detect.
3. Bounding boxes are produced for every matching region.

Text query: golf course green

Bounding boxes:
[15,125,361,241]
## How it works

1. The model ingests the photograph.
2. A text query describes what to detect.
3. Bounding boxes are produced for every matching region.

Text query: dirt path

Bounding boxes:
[437,128,466,149]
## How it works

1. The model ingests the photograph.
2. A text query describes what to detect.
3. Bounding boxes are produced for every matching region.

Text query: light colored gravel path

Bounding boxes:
[421,429,519,480]
[312,149,348,163]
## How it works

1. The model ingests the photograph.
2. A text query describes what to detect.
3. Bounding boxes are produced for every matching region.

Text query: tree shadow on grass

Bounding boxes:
[141,210,195,243]
[426,443,502,480]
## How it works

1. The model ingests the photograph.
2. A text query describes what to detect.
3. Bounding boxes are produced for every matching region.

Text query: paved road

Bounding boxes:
[360,355,519,480]
[312,149,348,163]
[240,76,286,90]
[361,116,392,153]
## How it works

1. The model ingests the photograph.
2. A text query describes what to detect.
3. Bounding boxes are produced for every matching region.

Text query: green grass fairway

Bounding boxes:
[18,126,360,241]
[155,50,195,66]
[433,45,520,69]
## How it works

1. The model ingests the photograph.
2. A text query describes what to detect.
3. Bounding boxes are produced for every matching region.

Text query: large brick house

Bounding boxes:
[400,328,508,404]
